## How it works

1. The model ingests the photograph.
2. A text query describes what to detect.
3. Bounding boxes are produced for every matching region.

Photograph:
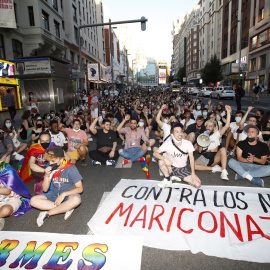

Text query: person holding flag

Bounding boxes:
[19,132,56,194]
[0,161,32,230]
[30,147,83,227]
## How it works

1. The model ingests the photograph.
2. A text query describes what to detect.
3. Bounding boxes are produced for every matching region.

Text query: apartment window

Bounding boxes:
[12,39,23,59]
[62,20,65,30]
[28,6,35,26]
[259,54,266,69]
[42,10,50,31]
[70,51,75,63]
[193,49,197,54]
[60,0,63,10]
[251,36,257,49]
[193,63,197,69]
[250,58,256,72]
[258,31,267,47]
[193,41,197,46]
[193,33,197,39]
[72,5,77,22]
[79,2,81,15]
[52,0,58,11]
[193,56,197,61]
[14,3,18,23]
[54,20,60,38]
[258,8,264,22]
[74,26,78,44]
[0,34,5,59]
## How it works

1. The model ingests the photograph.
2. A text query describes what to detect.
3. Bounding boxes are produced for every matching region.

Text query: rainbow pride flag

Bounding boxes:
[0,162,32,217]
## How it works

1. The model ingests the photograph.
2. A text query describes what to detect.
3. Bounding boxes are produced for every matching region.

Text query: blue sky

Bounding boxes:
[102,0,199,65]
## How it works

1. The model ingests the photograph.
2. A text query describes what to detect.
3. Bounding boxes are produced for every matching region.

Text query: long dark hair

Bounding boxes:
[3,119,14,133]
[261,111,270,130]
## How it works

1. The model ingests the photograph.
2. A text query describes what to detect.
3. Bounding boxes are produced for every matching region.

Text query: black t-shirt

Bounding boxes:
[237,140,270,164]
[96,129,117,149]
[32,130,41,143]
[185,123,206,136]
[139,112,153,120]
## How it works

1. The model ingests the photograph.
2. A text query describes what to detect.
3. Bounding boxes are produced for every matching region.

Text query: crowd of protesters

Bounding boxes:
[1,86,270,230]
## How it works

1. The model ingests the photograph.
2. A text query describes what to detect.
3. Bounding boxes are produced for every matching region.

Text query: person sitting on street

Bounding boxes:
[228,125,270,187]
[153,123,201,189]
[49,120,68,150]
[184,115,206,151]
[117,115,149,165]
[30,147,83,227]
[89,118,119,166]
[0,130,13,163]
[31,118,46,144]
[59,119,88,166]
[194,105,232,180]
[180,109,195,131]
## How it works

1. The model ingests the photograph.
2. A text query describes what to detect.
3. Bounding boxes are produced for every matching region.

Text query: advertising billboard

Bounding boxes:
[14,60,51,75]
[135,63,156,84]
[0,0,16,29]
[159,68,166,85]
[0,60,14,77]
[87,63,99,81]
[100,63,107,82]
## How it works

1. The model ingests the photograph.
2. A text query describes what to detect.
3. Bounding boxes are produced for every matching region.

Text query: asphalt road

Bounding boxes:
[1,94,270,270]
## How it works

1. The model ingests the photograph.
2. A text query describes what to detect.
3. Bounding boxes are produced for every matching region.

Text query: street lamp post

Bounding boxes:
[237,11,243,84]
[78,17,147,91]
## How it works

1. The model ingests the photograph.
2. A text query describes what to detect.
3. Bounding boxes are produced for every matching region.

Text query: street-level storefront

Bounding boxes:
[0,60,21,111]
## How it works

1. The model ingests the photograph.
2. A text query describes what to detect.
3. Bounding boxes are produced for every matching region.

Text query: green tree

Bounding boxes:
[168,75,174,83]
[201,54,223,85]
[177,66,186,84]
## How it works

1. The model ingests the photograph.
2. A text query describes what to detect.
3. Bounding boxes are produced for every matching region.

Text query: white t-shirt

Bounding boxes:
[206,131,221,151]
[162,122,171,141]
[192,109,202,119]
[49,131,67,147]
[181,119,195,129]
[104,89,109,95]
[159,139,194,168]
[114,90,119,96]
[230,122,247,140]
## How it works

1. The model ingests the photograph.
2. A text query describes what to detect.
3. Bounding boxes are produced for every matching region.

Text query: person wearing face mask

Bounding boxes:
[32,119,45,144]
[3,119,27,158]
[20,132,56,194]
[59,119,88,166]
[225,110,245,156]
[153,123,201,188]
[43,113,51,129]
[180,110,195,131]
[228,125,270,187]
[30,147,83,227]
[190,97,202,119]
[0,130,13,163]
[195,105,232,181]
[255,109,264,129]
[26,92,38,112]
[202,108,209,121]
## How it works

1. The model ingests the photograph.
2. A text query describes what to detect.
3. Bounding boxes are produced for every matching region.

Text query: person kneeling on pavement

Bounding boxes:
[228,125,269,187]
[194,105,232,180]
[153,123,201,189]
[89,118,119,166]
[30,147,83,227]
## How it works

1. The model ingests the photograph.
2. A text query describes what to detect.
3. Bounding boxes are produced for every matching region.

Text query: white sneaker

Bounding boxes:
[106,160,115,166]
[37,211,49,227]
[212,165,222,173]
[88,138,93,142]
[0,218,5,231]
[13,152,24,161]
[158,178,172,188]
[171,176,182,182]
[64,209,74,220]
[221,169,229,181]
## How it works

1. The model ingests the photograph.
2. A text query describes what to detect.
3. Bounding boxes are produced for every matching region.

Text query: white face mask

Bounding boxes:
[73,128,80,133]
[164,119,168,124]
[171,134,182,143]
[138,122,144,127]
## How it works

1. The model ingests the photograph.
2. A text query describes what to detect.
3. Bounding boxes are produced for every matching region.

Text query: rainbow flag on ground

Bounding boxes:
[0,162,32,217]
[140,153,151,180]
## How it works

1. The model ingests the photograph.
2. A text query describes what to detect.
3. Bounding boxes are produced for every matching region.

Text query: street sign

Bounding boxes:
[231,63,239,73]
[183,77,186,82]
[72,72,85,79]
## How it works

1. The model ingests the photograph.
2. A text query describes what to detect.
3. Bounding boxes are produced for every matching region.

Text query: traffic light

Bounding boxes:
[244,72,247,80]
[239,73,244,79]
[141,16,147,31]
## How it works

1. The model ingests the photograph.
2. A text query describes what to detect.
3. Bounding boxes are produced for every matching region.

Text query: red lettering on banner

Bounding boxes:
[198,211,218,233]
[148,205,164,231]
[105,203,133,226]
[177,208,194,234]
[220,212,243,242]
[129,205,147,228]
[166,207,176,232]
[247,215,270,241]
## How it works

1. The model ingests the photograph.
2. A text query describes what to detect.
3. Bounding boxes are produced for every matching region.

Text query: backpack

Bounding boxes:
[240,88,245,97]
[254,85,260,94]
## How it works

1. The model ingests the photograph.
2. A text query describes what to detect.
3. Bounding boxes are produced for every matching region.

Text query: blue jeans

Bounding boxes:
[119,147,145,162]
[228,159,270,178]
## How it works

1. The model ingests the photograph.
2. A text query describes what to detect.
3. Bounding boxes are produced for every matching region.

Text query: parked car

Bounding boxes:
[198,87,213,97]
[188,87,200,95]
[210,86,234,100]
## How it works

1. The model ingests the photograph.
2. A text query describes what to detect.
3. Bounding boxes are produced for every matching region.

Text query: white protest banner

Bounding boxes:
[0,0,16,29]
[88,179,270,263]
[0,231,142,269]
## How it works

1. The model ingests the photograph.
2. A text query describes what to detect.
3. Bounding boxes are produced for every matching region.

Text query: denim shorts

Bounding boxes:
[42,191,81,202]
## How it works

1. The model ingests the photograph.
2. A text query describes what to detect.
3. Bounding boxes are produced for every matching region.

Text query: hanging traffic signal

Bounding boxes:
[244,72,247,80]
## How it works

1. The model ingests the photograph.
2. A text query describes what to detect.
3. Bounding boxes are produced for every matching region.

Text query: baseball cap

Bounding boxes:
[244,124,260,133]
[47,147,65,158]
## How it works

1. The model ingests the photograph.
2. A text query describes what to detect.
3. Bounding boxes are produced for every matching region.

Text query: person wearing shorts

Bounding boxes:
[60,119,88,166]
[153,123,201,188]
[195,105,232,181]
[30,147,83,227]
